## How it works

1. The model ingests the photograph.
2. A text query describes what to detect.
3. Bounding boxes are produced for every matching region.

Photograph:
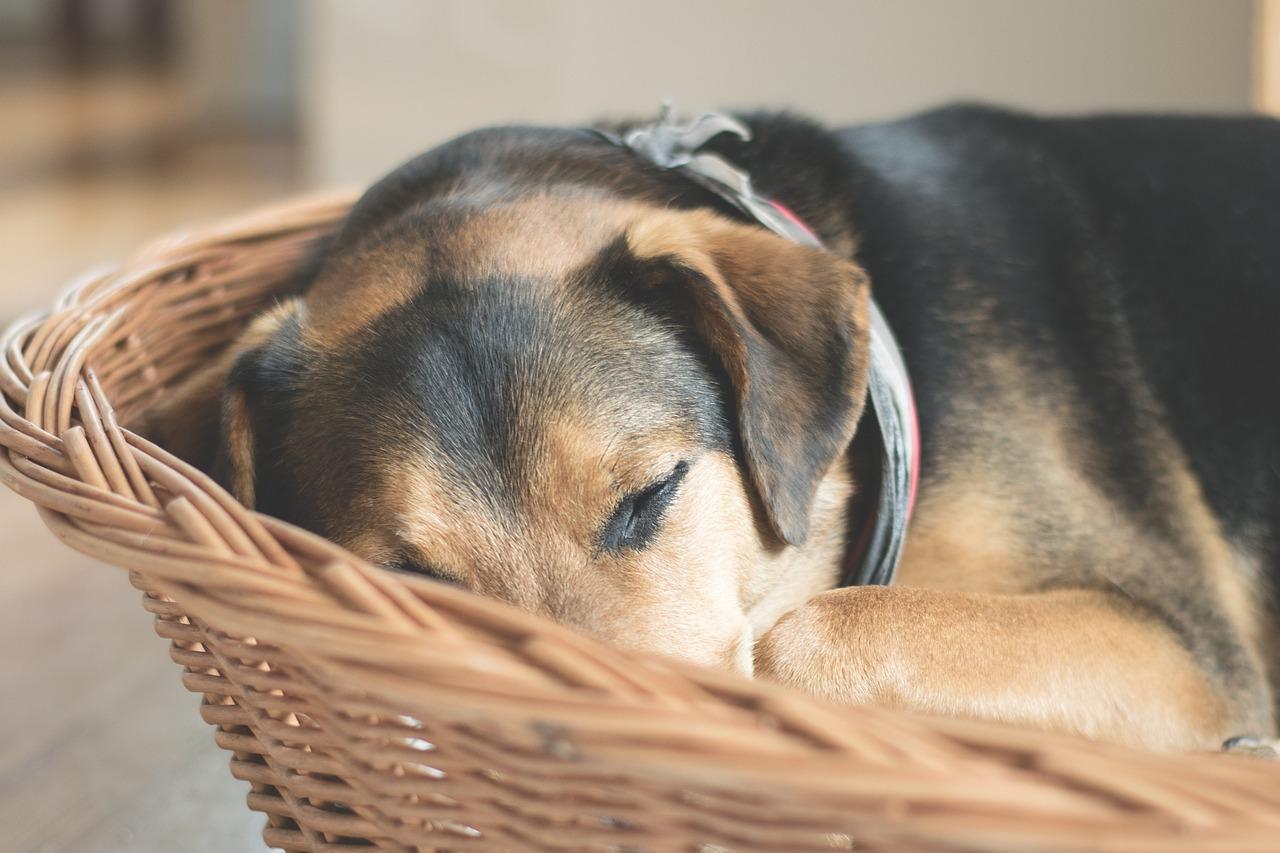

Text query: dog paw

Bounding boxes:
[1222,736,1279,760]
[752,587,894,704]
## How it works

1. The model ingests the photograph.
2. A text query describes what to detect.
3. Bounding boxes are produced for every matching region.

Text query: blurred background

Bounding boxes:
[0,2,1275,850]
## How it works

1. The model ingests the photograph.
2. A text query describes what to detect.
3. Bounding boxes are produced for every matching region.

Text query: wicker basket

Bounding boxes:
[2,193,1278,853]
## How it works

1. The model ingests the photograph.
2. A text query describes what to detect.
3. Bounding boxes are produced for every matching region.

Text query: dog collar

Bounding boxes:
[593,107,919,587]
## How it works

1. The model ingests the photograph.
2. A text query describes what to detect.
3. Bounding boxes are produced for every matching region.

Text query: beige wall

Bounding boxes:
[302,0,1255,185]
[176,0,299,133]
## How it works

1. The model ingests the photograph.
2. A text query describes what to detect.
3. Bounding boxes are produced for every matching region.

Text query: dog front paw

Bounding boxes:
[752,586,897,705]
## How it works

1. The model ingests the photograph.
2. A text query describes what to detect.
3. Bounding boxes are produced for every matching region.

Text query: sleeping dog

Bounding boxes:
[145,105,1279,753]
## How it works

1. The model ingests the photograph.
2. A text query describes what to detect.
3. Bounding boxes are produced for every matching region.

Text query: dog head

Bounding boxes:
[152,130,872,673]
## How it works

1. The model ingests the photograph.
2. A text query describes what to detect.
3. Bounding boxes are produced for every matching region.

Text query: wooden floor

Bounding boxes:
[0,75,303,851]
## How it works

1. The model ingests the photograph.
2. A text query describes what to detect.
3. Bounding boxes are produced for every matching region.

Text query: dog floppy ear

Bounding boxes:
[213,300,307,509]
[135,299,304,509]
[622,210,871,545]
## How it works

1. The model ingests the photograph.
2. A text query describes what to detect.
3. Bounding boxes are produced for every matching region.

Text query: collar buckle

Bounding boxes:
[618,102,752,168]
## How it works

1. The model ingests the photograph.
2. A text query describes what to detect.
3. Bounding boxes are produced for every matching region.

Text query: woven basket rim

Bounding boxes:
[3,191,1278,851]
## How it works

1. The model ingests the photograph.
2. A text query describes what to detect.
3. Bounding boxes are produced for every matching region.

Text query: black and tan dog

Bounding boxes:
[145,105,1280,753]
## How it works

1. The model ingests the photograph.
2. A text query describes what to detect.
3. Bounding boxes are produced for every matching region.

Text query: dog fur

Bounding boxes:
[142,105,1280,751]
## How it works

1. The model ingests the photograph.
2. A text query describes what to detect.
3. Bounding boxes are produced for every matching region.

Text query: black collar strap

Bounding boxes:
[593,106,919,587]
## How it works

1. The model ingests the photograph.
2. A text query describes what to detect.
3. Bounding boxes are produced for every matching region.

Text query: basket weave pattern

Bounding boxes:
[2,194,1278,852]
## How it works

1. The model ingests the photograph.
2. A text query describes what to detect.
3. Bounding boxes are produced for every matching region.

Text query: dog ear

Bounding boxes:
[213,300,307,510]
[135,300,304,510]
[621,210,871,545]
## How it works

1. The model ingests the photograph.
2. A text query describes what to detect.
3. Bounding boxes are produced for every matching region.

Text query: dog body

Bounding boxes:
[813,108,1280,749]
[149,105,1280,751]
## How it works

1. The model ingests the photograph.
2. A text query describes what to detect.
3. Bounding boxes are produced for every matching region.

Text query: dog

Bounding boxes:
[143,104,1280,753]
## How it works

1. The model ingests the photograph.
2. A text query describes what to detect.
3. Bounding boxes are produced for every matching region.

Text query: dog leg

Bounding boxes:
[753,585,1268,751]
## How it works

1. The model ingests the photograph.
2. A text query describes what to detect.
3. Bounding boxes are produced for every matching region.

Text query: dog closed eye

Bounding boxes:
[599,461,690,555]
[390,556,463,586]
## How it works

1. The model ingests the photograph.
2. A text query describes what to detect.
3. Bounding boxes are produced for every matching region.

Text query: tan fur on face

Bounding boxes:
[363,446,753,669]
[302,195,658,349]
[342,401,855,675]
[738,463,852,633]
[302,238,427,350]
